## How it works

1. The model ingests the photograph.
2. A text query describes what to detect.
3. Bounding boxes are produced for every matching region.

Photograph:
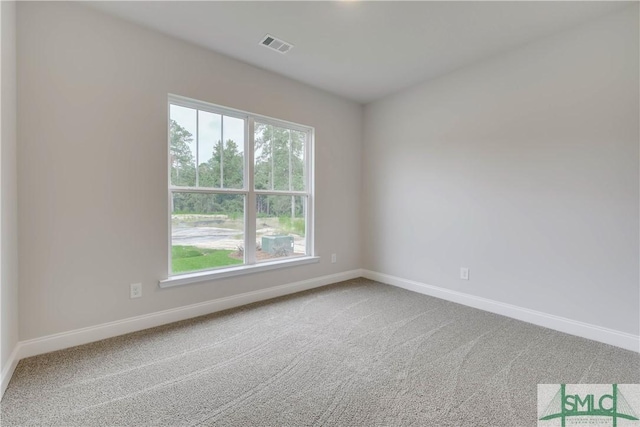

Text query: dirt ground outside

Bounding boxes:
[172,214,306,259]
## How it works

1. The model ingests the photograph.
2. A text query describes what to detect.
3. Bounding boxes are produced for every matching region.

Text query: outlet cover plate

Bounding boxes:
[130,283,142,299]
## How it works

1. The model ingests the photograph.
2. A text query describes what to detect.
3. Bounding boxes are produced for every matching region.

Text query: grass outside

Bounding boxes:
[172,245,242,273]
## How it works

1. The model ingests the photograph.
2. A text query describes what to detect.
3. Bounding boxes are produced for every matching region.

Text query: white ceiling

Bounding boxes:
[86,1,629,104]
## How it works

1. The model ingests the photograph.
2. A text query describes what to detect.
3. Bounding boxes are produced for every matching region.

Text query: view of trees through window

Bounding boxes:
[170,100,310,275]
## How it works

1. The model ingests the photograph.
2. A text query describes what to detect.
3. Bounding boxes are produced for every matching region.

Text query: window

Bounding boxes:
[165,95,315,284]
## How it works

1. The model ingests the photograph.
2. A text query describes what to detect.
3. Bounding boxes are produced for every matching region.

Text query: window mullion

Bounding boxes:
[270,125,274,191]
[195,110,199,187]
[170,187,246,195]
[220,116,224,189]
[246,117,257,265]
[254,190,308,196]
[289,130,294,219]
[306,130,313,257]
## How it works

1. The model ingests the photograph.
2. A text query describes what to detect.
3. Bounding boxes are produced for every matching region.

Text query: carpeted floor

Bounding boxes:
[1,278,638,426]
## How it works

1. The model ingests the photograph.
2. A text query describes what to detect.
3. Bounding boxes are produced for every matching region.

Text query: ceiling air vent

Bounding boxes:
[260,34,294,54]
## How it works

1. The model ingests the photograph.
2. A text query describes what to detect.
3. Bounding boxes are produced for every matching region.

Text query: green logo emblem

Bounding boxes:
[538,384,639,427]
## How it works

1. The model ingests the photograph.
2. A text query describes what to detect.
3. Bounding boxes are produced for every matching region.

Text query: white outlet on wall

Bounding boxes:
[130,283,142,299]
[460,268,469,280]
[331,253,337,263]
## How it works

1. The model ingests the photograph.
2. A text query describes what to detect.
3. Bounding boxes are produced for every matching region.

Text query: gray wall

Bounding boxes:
[1,0,18,374]
[17,2,362,340]
[363,6,639,335]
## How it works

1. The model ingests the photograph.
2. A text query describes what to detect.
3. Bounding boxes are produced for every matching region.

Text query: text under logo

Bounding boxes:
[538,384,639,427]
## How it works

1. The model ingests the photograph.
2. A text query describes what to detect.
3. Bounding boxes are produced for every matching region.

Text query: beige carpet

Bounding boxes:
[1,278,638,426]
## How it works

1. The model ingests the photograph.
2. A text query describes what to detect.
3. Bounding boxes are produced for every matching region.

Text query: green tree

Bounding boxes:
[170,119,196,187]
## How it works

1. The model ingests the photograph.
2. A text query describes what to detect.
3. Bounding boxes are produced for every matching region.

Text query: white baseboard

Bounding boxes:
[5,267,634,401]
[1,345,20,399]
[8,269,361,380]
[362,270,640,353]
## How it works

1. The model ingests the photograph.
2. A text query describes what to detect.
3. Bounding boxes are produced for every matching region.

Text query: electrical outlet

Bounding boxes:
[130,283,142,299]
[460,268,469,280]
[331,253,337,263]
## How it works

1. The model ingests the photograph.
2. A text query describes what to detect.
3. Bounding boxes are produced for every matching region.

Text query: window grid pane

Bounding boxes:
[256,195,306,262]
[170,104,246,191]
[169,105,197,187]
[197,110,221,189]
[171,192,245,274]
[222,116,245,189]
[254,122,306,193]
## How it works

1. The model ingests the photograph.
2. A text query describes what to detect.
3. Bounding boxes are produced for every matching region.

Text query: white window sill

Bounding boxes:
[158,256,320,288]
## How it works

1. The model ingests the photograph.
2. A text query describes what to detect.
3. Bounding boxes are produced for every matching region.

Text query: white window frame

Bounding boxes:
[160,94,317,288]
